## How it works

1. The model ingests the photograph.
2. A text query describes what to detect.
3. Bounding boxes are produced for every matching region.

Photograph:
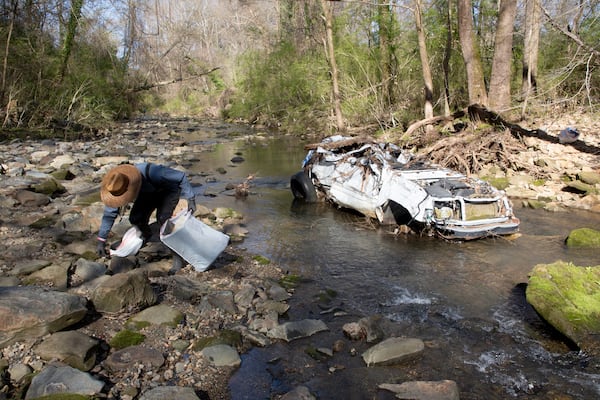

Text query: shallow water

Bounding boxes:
[183,125,600,399]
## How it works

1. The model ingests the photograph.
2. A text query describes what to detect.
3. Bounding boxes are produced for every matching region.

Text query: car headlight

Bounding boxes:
[435,207,453,220]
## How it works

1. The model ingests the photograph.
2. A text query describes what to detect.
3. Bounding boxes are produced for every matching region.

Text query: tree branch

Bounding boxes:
[130,67,220,92]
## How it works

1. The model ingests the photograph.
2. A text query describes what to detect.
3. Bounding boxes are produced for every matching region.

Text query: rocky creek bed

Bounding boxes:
[0,115,600,400]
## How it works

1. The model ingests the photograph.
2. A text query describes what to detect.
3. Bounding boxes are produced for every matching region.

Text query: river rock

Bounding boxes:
[578,171,600,185]
[526,262,600,356]
[24,364,105,399]
[267,319,328,342]
[379,380,460,400]
[14,189,50,207]
[104,345,165,372]
[565,227,600,247]
[91,269,157,313]
[280,385,316,400]
[362,337,425,366]
[0,286,88,348]
[71,258,107,285]
[139,386,201,400]
[24,261,70,289]
[200,344,241,367]
[127,303,184,328]
[33,331,99,371]
[8,259,51,276]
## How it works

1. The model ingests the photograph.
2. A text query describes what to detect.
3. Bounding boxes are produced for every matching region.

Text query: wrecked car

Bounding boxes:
[290,135,520,240]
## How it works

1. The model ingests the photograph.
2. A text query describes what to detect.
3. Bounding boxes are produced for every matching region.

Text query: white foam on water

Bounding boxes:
[388,286,433,305]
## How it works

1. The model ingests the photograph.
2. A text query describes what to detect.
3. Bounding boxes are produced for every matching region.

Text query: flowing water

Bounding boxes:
[179,123,600,399]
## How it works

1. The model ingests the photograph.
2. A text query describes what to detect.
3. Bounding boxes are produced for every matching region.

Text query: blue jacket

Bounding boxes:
[98,163,194,240]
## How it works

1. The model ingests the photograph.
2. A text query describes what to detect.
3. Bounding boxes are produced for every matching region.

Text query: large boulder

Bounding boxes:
[526,261,600,355]
[565,227,600,248]
[91,269,157,313]
[0,286,88,348]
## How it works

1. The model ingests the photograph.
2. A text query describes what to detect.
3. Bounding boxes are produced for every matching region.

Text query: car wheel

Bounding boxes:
[290,171,317,202]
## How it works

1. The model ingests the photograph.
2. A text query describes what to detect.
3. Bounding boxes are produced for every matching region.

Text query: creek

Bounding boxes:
[180,124,600,399]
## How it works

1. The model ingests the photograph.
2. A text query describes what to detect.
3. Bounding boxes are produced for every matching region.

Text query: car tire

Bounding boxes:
[290,171,317,202]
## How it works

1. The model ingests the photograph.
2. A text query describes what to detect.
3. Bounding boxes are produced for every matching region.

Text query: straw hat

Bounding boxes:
[100,164,142,207]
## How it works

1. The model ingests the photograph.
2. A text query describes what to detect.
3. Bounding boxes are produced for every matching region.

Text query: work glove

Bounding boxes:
[187,198,196,214]
[96,239,108,257]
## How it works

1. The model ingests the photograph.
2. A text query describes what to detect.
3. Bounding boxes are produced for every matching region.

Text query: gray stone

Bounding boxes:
[71,258,107,285]
[379,380,460,400]
[200,344,241,367]
[104,345,165,372]
[234,284,256,309]
[91,269,157,313]
[578,171,600,185]
[9,259,51,276]
[0,286,88,348]
[139,386,201,400]
[14,190,50,207]
[267,282,290,302]
[8,363,32,383]
[33,331,99,371]
[170,276,211,302]
[25,261,70,290]
[268,319,328,342]
[280,385,316,400]
[109,255,138,274]
[206,290,237,314]
[255,299,289,315]
[24,365,105,399]
[0,276,20,286]
[362,337,425,366]
[129,304,184,328]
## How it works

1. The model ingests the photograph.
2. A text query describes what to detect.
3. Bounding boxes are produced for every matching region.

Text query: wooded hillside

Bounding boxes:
[0,0,597,136]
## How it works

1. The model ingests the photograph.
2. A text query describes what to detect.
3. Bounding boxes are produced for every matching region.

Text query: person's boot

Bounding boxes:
[168,253,185,275]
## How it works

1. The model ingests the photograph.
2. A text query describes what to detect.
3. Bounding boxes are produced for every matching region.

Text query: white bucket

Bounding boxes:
[159,210,229,272]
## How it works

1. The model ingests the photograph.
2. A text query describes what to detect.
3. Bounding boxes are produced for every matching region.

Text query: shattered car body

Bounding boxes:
[291,136,519,240]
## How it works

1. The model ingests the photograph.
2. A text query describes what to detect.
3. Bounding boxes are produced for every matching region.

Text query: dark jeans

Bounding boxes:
[129,189,180,240]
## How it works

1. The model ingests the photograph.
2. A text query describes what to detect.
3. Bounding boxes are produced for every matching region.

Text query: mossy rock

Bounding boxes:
[279,274,302,290]
[482,176,509,190]
[578,171,600,185]
[523,199,547,210]
[252,255,270,265]
[565,228,600,248]
[564,180,598,195]
[29,215,59,229]
[33,178,66,196]
[109,330,146,350]
[50,168,76,181]
[526,261,600,355]
[191,329,241,351]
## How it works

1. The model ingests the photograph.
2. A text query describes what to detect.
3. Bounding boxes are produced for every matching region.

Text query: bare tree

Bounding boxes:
[320,0,345,132]
[488,0,517,111]
[457,0,488,106]
[414,0,434,130]
[521,0,541,115]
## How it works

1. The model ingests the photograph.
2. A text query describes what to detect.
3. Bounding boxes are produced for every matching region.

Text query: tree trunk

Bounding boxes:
[59,0,84,83]
[521,0,541,115]
[442,0,452,116]
[414,0,434,129]
[456,0,488,106]
[320,0,345,132]
[488,0,517,111]
[378,3,394,106]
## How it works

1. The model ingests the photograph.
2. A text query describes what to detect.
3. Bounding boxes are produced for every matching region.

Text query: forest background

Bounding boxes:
[0,0,597,138]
